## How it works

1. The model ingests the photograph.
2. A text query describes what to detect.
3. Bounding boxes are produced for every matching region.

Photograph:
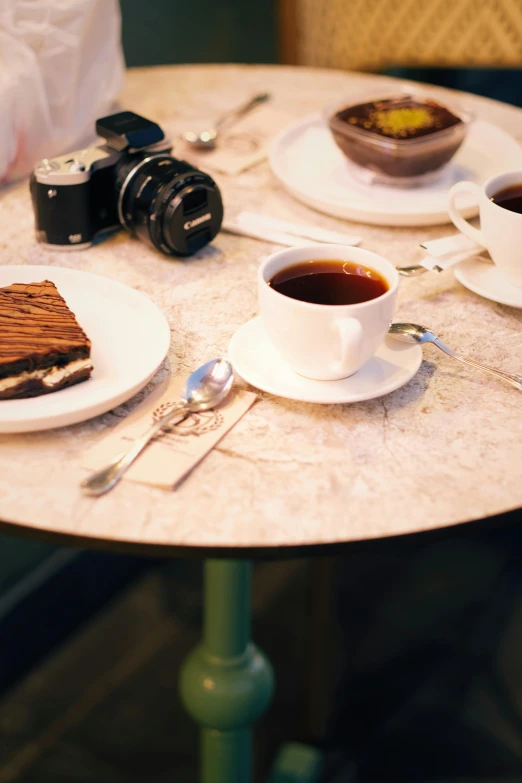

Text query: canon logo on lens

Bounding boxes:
[184,212,211,231]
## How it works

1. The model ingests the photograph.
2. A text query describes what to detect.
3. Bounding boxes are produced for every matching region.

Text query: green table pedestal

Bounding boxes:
[180,559,323,783]
[180,559,273,783]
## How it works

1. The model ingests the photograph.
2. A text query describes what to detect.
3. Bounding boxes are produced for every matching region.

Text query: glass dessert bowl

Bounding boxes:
[326,92,472,187]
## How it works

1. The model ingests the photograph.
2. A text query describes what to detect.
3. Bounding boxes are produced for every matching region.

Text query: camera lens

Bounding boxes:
[116,153,223,256]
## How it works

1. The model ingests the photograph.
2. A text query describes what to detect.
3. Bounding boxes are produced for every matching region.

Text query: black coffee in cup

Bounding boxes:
[491,184,522,214]
[268,260,388,305]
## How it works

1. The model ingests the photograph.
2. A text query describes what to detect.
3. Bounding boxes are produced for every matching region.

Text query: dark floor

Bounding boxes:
[2,533,522,783]
[0,559,315,783]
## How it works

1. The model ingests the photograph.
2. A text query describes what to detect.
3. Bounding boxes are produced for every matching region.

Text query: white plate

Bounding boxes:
[0,265,170,433]
[228,317,422,404]
[454,259,522,308]
[269,115,522,227]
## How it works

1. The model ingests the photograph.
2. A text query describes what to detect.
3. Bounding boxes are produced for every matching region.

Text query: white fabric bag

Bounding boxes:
[0,0,125,184]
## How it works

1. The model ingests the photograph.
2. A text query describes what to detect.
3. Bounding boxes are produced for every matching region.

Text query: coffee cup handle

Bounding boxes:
[448,181,485,246]
[335,318,364,374]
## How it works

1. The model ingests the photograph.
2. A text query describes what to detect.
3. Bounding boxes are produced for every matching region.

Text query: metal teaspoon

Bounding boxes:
[181,92,270,150]
[389,323,522,391]
[81,358,234,496]
[397,265,439,277]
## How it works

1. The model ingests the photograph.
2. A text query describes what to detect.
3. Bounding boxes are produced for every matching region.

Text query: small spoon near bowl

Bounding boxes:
[182,92,270,150]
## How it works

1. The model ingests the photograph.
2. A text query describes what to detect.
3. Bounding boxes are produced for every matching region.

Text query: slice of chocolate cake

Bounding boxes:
[0,280,92,400]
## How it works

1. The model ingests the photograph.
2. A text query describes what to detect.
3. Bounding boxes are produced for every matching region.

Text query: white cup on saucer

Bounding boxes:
[448,171,522,288]
[258,244,399,381]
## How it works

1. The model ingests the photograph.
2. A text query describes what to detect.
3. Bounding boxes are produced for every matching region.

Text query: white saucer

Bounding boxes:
[454,259,522,308]
[228,317,422,404]
[269,115,522,227]
[0,265,171,433]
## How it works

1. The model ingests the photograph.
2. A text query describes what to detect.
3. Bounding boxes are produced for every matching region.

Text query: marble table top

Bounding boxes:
[1,64,521,554]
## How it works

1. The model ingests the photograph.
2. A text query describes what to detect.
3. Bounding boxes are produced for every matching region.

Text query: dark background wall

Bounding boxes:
[120,0,278,66]
[118,0,522,107]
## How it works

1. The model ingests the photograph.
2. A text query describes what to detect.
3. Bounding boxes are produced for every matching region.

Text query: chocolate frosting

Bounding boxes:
[0,280,91,380]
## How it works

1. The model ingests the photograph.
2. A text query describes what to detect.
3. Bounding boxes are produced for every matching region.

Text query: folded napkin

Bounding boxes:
[83,376,256,491]
[180,106,292,176]
[419,233,487,272]
[222,211,362,247]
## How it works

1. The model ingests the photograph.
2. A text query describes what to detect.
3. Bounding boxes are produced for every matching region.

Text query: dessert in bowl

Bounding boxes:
[326,92,471,186]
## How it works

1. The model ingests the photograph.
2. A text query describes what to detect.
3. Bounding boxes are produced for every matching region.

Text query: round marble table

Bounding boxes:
[1,64,522,783]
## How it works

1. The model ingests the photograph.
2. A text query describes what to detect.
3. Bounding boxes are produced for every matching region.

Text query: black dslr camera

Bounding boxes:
[30,111,224,256]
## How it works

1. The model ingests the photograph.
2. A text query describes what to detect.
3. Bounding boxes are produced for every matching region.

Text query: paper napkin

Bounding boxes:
[222,211,362,247]
[419,233,487,272]
[83,376,256,490]
[180,106,292,176]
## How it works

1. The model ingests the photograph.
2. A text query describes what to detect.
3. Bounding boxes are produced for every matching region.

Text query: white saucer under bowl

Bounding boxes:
[269,115,522,227]
[454,259,522,309]
[228,317,422,404]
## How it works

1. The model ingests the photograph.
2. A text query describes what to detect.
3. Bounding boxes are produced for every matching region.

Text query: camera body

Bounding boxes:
[30,111,224,256]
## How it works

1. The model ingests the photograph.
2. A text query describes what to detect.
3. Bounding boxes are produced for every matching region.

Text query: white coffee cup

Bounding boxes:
[258,244,399,381]
[448,170,522,288]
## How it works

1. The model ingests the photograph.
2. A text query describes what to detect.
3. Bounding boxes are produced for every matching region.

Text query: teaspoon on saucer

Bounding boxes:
[389,322,522,391]
[397,264,440,277]
[398,256,490,277]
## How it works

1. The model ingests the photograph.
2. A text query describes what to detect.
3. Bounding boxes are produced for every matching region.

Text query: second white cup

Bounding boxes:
[448,169,522,288]
[258,244,399,381]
